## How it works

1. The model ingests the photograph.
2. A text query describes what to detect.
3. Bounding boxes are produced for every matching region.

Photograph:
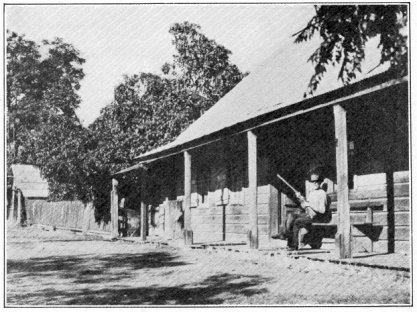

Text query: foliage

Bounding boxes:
[163,22,246,114]
[83,22,246,220]
[7,31,85,166]
[294,5,408,96]
[7,22,245,221]
[7,31,86,200]
[89,21,246,173]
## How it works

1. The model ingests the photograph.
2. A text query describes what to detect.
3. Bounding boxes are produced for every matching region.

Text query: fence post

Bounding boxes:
[82,203,91,234]
[9,187,16,223]
[111,179,119,238]
[16,189,23,226]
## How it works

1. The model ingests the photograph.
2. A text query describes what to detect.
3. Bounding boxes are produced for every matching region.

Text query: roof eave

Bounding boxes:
[133,71,408,164]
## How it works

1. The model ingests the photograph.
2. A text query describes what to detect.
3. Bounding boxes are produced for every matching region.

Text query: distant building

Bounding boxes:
[8,164,49,225]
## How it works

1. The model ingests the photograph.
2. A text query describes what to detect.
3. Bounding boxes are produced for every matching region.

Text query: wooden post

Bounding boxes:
[82,202,92,234]
[111,178,119,238]
[247,130,258,249]
[140,170,147,241]
[9,187,16,223]
[184,151,193,245]
[16,189,22,226]
[333,104,352,258]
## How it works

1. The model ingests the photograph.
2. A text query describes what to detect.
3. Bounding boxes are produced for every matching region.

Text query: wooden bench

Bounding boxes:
[305,204,381,249]
[312,206,376,228]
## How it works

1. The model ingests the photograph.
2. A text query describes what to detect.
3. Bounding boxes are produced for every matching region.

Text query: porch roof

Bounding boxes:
[115,37,406,175]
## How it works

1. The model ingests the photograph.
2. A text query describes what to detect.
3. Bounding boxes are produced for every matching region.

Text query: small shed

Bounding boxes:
[8,164,49,225]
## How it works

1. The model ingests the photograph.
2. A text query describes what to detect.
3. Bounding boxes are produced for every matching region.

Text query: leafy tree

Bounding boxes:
[294,5,408,96]
[85,22,247,221]
[91,21,247,171]
[162,22,247,116]
[6,31,85,165]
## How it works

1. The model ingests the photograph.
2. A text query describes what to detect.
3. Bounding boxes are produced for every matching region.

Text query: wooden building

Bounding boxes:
[112,40,409,259]
[8,164,49,226]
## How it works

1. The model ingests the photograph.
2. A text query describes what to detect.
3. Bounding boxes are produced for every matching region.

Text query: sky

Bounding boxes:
[6,4,315,126]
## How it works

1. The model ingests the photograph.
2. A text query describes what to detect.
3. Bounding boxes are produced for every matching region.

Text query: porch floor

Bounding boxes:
[119,236,410,272]
[193,238,410,272]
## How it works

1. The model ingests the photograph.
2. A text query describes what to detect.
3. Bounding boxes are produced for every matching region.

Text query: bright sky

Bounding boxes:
[6,4,315,126]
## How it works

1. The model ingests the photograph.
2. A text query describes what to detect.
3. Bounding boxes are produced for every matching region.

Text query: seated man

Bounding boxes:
[286,171,329,250]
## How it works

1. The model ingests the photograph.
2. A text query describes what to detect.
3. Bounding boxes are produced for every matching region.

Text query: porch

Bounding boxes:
[111,73,409,260]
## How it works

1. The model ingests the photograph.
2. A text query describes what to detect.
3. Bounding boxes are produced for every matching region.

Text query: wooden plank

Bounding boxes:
[9,188,16,222]
[82,203,91,234]
[256,192,270,205]
[372,211,409,226]
[257,215,269,225]
[225,233,247,242]
[258,224,269,235]
[184,151,194,245]
[257,185,271,195]
[226,205,248,215]
[192,223,224,232]
[328,184,409,201]
[333,104,351,258]
[140,174,147,241]
[226,223,248,234]
[269,185,279,238]
[394,171,409,183]
[354,173,386,187]
[256,203,269,215]
[394,183,410,197]
[16,190,22,226]
[111,178,119,238]
[226,214,249,224]
[379,226,410,241]
[191,214,223,224]
[193,232,223,243]
[373,240,411,254]
[247,130,258,249]
[395,198,410,211]
[329,198,387,211]
[352,236,373,253]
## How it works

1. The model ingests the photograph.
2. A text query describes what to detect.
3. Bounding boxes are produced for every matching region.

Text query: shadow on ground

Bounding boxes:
[7,251,270,305]
[11,273,268,305]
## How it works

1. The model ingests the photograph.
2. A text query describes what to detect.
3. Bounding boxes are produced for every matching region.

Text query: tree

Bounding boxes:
[294,5,408,96]
[6,31,85,165]
[91,21,247,168]
[162,22,247,116]
[84,22,247,221]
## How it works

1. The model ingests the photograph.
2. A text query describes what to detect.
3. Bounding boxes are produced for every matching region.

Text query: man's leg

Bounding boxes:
[292,215,313,249]
[285,213,297,247]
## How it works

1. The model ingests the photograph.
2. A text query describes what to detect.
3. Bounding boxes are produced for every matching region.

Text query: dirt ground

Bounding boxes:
[6,226,411,306]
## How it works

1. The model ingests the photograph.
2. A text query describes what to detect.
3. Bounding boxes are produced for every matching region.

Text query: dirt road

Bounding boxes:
[6,227,410,305]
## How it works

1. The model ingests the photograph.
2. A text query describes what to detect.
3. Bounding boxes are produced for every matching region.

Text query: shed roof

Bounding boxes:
[11,164,49,198]
[133,37,390,164]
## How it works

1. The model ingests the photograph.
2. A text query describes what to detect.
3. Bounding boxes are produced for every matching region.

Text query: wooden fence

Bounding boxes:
[26,200,111,233]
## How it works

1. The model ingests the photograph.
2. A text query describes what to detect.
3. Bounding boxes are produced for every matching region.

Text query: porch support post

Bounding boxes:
[16,189,22,226]
[333,104,352,258]
[140,170,148,241]
[111,178,119,238]
[247,130,258,249]
[184,151,193,245]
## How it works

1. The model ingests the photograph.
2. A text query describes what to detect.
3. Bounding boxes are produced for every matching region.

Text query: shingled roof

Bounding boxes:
[11,164,49,198]
[131,36,391,165]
